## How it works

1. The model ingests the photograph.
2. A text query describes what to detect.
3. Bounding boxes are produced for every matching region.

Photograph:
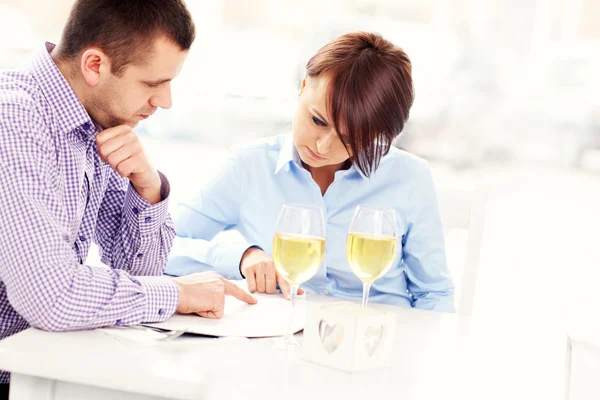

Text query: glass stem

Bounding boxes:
[285,285,299,339]
[362,281,372,307]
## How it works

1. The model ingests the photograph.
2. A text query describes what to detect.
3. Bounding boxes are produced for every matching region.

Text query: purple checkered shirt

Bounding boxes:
[0,44,179,384]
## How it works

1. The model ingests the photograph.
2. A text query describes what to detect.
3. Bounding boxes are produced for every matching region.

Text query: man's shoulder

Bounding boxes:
[0,71,47,133]
[0,70,41,108]
[0,71,52,157]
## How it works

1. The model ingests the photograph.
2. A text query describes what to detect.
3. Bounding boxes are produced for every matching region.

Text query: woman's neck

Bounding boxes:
[304,160,351,196]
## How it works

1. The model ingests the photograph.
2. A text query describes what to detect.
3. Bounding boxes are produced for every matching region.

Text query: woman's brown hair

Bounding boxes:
[305,31,414,177]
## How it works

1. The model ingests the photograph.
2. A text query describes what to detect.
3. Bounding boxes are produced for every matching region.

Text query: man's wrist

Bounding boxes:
[133,174,162,204]
[172,278,184,314]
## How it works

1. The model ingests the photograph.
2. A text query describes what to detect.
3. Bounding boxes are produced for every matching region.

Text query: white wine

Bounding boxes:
[273,233,325,286]
[346,233,396,283]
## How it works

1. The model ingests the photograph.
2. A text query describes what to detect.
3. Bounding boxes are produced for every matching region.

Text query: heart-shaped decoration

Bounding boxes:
[364,325,384,356]
[318,319,344,353]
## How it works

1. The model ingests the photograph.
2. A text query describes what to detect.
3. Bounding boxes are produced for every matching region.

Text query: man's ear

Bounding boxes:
[80,48,111,87]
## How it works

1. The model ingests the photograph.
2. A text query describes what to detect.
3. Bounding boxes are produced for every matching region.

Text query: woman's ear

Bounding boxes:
[298,77,307,97]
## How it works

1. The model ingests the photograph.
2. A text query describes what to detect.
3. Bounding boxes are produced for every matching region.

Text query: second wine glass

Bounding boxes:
[346,206,397,307]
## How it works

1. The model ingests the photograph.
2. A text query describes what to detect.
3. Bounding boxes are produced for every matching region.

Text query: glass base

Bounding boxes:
[268,334,300,351]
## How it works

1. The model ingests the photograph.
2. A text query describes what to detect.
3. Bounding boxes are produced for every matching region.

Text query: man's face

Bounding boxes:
[89,35,189,128]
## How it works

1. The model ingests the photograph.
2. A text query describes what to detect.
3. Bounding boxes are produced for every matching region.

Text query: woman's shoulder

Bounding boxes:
[381,145,430,176]
[377,147,437,203]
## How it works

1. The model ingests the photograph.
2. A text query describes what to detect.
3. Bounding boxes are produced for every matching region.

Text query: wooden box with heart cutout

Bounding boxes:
[302,302,395,372]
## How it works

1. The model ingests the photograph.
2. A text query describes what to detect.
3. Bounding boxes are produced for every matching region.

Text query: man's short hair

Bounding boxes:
[57,0,196,75]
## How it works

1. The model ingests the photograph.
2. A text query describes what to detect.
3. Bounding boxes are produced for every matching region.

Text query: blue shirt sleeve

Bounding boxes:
[402,165,456,313]
[166,153,254,279]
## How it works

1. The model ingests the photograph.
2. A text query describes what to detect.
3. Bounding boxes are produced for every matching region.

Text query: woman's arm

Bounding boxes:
[167,153,254,279]
[402,166,456,313]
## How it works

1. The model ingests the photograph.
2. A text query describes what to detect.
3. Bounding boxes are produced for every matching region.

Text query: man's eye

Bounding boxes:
[312,115,327,127]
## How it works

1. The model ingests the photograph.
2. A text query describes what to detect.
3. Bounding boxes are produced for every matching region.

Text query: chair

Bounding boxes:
[566,334,572,400]
[565,317,600,399]
[436,185,488,317]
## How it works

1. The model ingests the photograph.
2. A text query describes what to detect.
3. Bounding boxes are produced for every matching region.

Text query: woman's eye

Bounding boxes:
[312,115,326,127]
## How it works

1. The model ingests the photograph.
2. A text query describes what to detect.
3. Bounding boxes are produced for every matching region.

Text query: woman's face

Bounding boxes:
[292,75,352,169]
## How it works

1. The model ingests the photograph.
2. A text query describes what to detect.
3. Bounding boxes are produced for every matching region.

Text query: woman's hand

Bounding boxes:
[239,247,305,299]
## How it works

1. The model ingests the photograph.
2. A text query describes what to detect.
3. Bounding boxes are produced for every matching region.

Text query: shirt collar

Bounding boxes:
[345,164,368,180]
[30,42,96,138]
[274,135,368,180]
[274,135,302,175]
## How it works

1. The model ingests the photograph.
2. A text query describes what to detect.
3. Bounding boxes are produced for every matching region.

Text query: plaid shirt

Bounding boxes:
[0,43,179,384]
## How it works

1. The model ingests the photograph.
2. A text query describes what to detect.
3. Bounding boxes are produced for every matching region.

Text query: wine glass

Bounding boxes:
[346,206,397,307]
[272,204,326,349]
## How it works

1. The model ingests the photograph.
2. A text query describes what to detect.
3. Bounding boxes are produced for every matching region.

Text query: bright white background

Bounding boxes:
[2,1,599,390]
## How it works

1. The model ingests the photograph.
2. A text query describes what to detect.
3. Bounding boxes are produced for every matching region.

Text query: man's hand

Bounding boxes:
[96,125,162,204]
[173,271,257,319]
[240,247,305,300]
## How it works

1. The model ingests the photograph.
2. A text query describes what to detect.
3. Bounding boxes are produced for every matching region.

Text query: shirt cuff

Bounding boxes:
[413,293,456,314]
[212,242,258,280]
[124,172,170,236]
[157,170,171,200]
[138,276,179,323]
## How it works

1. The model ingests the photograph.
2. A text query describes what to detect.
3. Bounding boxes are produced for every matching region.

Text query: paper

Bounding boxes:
[143,281,306,338]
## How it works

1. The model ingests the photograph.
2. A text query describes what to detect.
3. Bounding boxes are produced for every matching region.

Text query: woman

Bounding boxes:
[167,31,454,312]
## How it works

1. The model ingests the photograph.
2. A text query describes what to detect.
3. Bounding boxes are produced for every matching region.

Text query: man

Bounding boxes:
[0,0,256,392]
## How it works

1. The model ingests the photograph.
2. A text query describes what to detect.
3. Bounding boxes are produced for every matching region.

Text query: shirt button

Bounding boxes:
[82,122,92,131]
[79,235,87,242]
[145,217,152,223]
[158,308,164,316]
[136,253,143,259]
[132,207,139,215]
[323,289,329,295]
[116,319,123,326]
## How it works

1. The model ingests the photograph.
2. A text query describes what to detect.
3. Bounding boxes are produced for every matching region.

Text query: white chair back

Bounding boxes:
[437,185,488,317]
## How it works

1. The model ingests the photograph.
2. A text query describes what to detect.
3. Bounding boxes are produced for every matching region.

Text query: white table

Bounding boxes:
[0,297,567,400]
